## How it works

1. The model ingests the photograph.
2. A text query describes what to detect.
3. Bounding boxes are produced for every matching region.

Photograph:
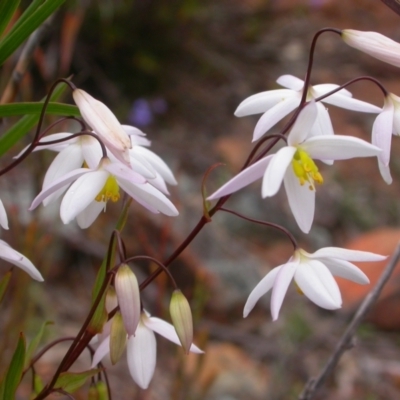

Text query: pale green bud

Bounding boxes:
[110,311,127,365]
[170,289,193,354]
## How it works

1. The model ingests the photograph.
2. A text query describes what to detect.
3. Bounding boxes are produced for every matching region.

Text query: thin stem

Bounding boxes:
[219,207,297,249]
[299,243,400,400]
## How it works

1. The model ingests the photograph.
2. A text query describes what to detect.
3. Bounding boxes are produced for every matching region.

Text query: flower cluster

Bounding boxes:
[206,28,400,320]
[29,90,179,228]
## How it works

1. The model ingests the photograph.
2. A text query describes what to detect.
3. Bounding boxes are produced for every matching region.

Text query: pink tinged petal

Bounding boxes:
[144,316,203,354]
[127,323,157,389]
[29,168,90,210]
[303,135,381,160]
[114,265,141,337]
[207,156,273,200]
[342,29,400,68]
[378,159,393,184]
[0,199,8,229]
[76,201,105,229]
[310,247,387,262]
[372,100,394,165]
[0,240,43,281]
[295,261,341,309]
[234,89,296,117]
[243,266,281,318]
[60,171,109,224]
[253,96,300,141]
[276,75,304,91]
[103,160,146,184]
[283,169,315,234]
[118,180,179,216]
[91,335,111,368]
[287,101,318,145]
[134,146,177,185]
[271,261,299,320]
[321,259,369,285]
[262,148,296,197]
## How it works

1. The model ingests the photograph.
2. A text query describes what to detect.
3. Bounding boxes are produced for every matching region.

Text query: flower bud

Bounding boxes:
[72,89,132,164]
[0,199,8,230]
[342,29,400,68]
[110,311,127,365]
[96,381,109,400]
[169,289,193,354]
[114,264,140,337]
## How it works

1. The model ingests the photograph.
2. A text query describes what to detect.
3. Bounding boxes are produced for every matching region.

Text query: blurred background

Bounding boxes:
[2,0,400,398]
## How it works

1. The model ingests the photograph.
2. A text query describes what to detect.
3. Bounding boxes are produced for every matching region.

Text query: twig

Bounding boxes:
[379,0,400,16]
[299,242,400,400]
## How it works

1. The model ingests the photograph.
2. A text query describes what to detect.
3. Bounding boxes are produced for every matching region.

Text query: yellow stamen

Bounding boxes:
[291,148,324,190]
[95,176,120,202]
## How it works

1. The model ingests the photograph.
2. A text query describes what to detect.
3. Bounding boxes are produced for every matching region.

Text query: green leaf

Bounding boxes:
[54,369,101,393]
[0,271,11,304]
[0,0,20,38]
[25,321,53,369]
[0,102,80,118]
[2,333,26,400]
[0,0,67,66]
[7,0,44,35]
[0,80,69,157]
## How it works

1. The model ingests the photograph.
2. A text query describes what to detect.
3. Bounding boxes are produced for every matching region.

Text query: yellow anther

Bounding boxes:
[291,148,323,190]
[95,176,120,202]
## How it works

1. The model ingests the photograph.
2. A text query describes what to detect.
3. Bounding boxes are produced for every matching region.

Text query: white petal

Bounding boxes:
[322,259,370,284]
[253,96,300,141]
[134,146,177,185]
[303,135,381,160]
[144,316,203,354]
[0,199,8,230]
[81,135,104,169]
[35,133,77,152]
[243,266,281,317]
[118,180,179,216]
[310,102,335,138]
[378,159,393,184]
[0,240,43,281]
[372,100,394,165]
[42,144,84,206]
[283,169,315,234]
[287,101,318,145]
[91,335,110,368]
[207,156,272,200]
[127,323,156,389]
[313,84,352,98]
[235,89,296,117]
[60,171,109,224]
[321,93,381,113]
[262,148,296,197]
[76,201,105,229]
[310,247,387,261]
[122,125,146,137]
[295,261,341,309]
[276,75,304,91]
[29,168,90,210]
[147,173,170,195]
[271,261,298,320]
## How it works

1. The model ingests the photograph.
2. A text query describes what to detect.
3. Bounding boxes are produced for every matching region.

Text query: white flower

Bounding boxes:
[91,312,203,389]
[244,247,386,321]
[342,29,400,68]
[371,93,400,184]
[29,157,179,228]
[208,102,381,233]
[0,199,43,281]
[73,89,132,165]
[235,74,381,141]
